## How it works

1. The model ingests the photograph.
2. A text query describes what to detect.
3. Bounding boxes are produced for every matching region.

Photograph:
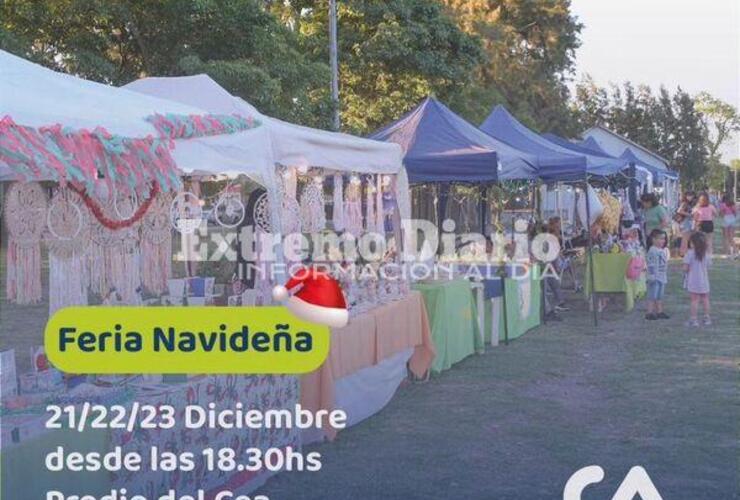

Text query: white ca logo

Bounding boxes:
[563,465,663,500]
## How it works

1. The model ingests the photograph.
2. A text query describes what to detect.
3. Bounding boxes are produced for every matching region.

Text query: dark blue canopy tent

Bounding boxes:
[480,105,589,181]
[541,132,633,179]
[620,148,678,182]
[370,96,538,233]
[370,97,537,183]
[578,136,611,156]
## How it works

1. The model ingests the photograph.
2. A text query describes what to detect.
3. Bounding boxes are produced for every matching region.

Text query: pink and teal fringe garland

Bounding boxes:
[147,112,260,140]
[0,112,260,193]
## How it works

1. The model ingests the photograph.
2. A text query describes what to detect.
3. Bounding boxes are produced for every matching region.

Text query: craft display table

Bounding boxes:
[412,279,482,374]
[300,291,435,441]
[455,264,542,345]
[584,253,646,312]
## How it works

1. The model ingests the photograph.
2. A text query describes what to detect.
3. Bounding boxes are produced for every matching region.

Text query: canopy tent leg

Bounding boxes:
[584,179,598,328]
[501,272,509,345]
[436,184,450,255]
[479,185,487,234]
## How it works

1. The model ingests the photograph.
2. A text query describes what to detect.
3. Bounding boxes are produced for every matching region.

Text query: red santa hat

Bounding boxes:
[272,267,348,328]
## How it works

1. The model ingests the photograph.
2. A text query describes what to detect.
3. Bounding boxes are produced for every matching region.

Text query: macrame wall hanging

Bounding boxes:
[343,176,363,237]
[46,187,90,315]
[87,190,142,304]
[365,176,377,233]
[332,174,344,231]
[278,168,301,234]
[4,182,47,304]
[140,192,173,295]
[299,176,326,233]
[375,175,384,233]
[382,176,397,233]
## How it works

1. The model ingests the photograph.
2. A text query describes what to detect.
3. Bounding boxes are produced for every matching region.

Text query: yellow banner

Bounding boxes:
[44,307,330,374]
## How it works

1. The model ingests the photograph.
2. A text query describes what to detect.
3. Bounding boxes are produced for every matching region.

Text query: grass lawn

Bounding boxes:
[259,256,739,499]
[1,239,738,499]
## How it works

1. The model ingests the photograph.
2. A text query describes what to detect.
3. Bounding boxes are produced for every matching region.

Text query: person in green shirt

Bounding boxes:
[641,193,669,238]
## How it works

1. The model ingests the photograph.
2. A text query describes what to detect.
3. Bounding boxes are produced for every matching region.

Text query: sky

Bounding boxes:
[570,0,739,161]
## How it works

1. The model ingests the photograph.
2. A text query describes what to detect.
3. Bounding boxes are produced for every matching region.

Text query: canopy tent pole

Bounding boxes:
[584,178,598,327]
[436,183,450,255]
[479,184,487,233]
[501,268,509,345]
[627,162,638,217]
[329,0,340,131]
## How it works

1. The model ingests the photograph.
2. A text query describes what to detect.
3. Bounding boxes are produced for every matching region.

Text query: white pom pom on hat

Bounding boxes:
[272,285,289,302]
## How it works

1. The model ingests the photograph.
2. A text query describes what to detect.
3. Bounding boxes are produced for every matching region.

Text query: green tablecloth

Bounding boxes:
[2,426,109,498]
[413,278,482,373]
[483,265,542,343]
[584,253,646,311]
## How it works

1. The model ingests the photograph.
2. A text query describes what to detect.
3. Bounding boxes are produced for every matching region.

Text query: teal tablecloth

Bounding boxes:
[584,253,646,311]
[483,264,542,343]
[413,279,482,373]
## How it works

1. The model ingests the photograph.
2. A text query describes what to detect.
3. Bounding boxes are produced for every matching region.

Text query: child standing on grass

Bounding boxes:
[645,229,669,320]
[684,232,713,327]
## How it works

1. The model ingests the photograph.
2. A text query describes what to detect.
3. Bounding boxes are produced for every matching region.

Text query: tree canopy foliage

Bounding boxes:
[1,0,736,187]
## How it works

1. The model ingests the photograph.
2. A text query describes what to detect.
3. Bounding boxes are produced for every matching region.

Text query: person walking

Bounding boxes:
[718,193,737,258]
[692,193,718,254]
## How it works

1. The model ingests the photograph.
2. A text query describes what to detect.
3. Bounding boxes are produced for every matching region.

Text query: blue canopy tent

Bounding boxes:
[579,136,611,156]
[619,148,678,182]
[370,97,538,231]
[480,105,590,181]
[541,132,633,180]
[370,97,537,183]
[480,106,615,326]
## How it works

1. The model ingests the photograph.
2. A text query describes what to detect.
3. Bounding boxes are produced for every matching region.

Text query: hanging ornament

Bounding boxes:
[365,176,377,232]
[45,188,90,315]
[343,176,363,237]
[141,192,173,295]
[252,192,273,233]
[382,176,397,233]
[170,191,203,234]
[332,174,344,231]
[277,168,301,234]
[299,176,326,233]
[5,182,47,304]
[214,191,246,229]
[375,175,384,232]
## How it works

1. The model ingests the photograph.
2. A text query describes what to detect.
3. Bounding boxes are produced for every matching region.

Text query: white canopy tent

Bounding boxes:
[123,74,410,221]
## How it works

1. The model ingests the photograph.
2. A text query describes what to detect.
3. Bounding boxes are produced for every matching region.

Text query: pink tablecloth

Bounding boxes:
[300,291,435,440]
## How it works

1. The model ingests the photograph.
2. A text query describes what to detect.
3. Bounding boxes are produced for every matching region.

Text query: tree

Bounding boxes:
[573,80,709,188]
[1,0,333,127]
[441,0,583,134]
[695,92,740,160]
[272,0,484,134]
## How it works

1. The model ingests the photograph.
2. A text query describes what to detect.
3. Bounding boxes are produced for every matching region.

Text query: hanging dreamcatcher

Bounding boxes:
[214,191,246,229]
[170,191,203,234]
[343,175,363,237]
[332,174,344,231]
[4,182,47,304]
[299,176,326,233]
[141,192,173,295]
[45,187,90,314]
[365,176,377,233]
[252,191,273,233]
[277,168,301,234]
[87,190,142,304]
